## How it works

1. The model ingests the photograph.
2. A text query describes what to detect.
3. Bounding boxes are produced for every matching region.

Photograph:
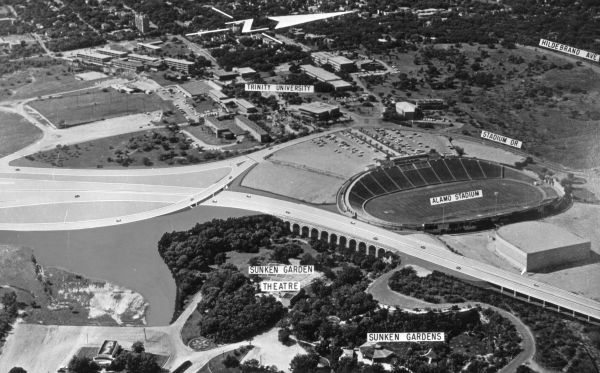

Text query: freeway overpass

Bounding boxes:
[203,191,600,323]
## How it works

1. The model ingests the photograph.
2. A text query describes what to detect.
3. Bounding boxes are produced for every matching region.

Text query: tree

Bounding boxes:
[8,368,27,373]
[278,328,291,343]
[290,353,320,373]
[68,356,100,373]
[223,354,240,368]
[132,341,145,353]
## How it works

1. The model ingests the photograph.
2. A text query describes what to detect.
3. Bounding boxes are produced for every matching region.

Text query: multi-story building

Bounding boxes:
[127,53,158,64]
[205,116,234,139]
[311,51,355,72]
[76,51,112,66]
[298,102,340,121]
[164,57,194,74]
[111,58,144,72]
[234,116,269,143]
[95,48,129,58]
[299,64,352,91]
[135,13,150,33]
[235,98,258,114]
[395,102,418,120]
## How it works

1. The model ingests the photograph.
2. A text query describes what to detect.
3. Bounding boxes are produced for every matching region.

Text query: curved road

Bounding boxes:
[366,269,536,373]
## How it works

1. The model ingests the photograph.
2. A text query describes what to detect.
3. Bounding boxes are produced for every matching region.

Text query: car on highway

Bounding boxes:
[456,266,461,270]
[74,194,80,198]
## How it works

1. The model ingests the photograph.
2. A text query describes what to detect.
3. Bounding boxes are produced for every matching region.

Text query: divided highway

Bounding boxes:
[205,191,600,322]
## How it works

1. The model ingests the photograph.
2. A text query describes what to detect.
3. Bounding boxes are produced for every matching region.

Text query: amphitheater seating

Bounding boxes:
[403,169,427,187]
[444,158,470,181]
[385,167,414,189]
[428,159,455,183]
[479,161,503,178]
[351,182,375,200]
[460,158,485,180]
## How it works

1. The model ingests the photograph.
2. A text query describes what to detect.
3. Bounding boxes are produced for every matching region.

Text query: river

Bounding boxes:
[0,205,254,326]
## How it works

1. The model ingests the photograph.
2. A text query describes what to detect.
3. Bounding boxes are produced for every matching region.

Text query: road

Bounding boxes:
[175,35,218,65]
[204,191,600,321]
[0,128,344,230]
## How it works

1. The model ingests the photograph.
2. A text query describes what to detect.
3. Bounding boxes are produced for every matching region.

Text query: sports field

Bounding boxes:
[29,90,177,127]
[364,179,545,224]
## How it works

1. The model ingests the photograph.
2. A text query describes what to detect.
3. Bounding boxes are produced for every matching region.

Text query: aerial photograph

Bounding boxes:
[0,0,599,372]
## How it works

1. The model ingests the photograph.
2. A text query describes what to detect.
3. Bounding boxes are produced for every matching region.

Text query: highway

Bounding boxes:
[204,191,600,321]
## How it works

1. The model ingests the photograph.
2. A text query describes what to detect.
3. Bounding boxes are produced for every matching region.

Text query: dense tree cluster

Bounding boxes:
[389,268,600,371]
[0,291,19,347]
[195,265,285,343]
[282,266,521,373]
[108,342,161,373]
[158,215,288,309]
[212,42,308,71]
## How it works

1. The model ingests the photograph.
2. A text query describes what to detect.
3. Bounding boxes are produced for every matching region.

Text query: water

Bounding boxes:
[0,206,254,326]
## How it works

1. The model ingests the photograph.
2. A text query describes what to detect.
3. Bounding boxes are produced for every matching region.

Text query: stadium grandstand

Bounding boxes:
[339,156,567,232]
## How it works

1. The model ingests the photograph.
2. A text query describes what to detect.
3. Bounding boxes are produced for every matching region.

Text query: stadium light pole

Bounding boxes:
[494,191,499,215]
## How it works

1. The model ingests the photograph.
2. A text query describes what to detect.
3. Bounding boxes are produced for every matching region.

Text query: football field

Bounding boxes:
[364,179,545,224]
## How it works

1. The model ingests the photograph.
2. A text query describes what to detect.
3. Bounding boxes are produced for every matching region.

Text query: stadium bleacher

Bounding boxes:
[429,159,455,183]
[444,158,470,181]
[347,157,507,211]
[460,158,486,179]
[479,160,503,178]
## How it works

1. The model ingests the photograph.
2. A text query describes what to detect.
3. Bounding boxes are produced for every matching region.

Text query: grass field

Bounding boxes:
[29,90,177,127]
[241,162,343,204]
[364,179,545,224]
[0,111,43,157]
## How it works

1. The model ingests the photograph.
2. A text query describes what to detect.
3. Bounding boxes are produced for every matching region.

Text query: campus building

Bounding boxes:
[96,48,129,58]
[205,116,234,139]
[299,64,352,91]
[235,115,269,143]
[76,51,112,66]
[235,98,258,114]
[298,102,340,120]
[164,57,194,74]
[213,69,239,81]
[135,13,150,33]
[395,101,418,120]
[236,67,258,79]
[491,221,591,272]
[311,51,355,72]
[111,58,144,72]
[127,53,158,64]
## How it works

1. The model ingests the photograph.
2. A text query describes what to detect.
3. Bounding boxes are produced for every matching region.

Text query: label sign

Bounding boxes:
[367,332,445,343]
[249,265,314,275]
[430,190,482,206]
[481,130,522,148]
[245,84,314,93]
[260,281,300,292]
[539,39,600,62]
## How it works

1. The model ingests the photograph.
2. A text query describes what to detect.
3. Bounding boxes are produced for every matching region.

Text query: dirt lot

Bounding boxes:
[451,138,525,165]
[0,111,43,158]
[241,162,343,204]
[241,328,306,373]
[29,90,177,127]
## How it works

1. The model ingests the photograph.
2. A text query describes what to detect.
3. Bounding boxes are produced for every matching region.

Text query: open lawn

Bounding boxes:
[364,179,545,224]
[29,90,178,127]
[0,111,43,157]
[241,162,343,204]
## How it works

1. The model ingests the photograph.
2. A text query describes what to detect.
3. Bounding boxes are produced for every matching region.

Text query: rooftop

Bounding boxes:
[164,57,194,65]
[179,80,214,96]
[298,101,339,114]
[497,221,590,253]
[299,64,339,82]
[127,53,158,62]
[236,115,267,135]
